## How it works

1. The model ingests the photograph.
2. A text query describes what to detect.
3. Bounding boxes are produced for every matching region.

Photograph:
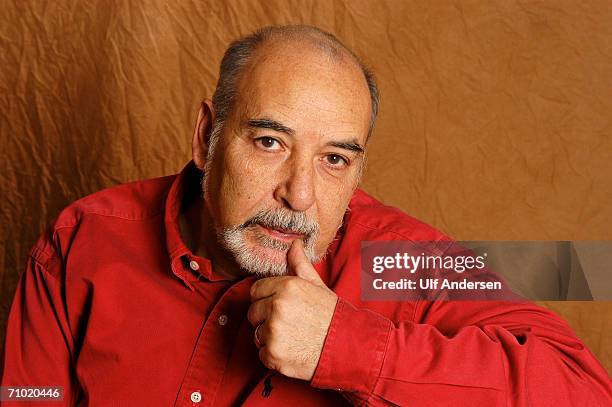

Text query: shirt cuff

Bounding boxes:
[310,297,392,393]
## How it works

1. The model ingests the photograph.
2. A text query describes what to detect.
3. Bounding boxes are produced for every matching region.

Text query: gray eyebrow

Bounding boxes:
[327,140,365,154]
[246,118,295,136]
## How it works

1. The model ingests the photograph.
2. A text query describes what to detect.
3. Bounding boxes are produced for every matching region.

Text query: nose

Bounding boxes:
[273,156,316,212]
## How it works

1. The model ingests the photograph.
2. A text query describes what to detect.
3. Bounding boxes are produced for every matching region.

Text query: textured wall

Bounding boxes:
[1,0,611,373]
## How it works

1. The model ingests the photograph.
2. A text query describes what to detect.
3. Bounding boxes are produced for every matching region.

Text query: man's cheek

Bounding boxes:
[229,156,280,194]
[223,158,261,201]
[314,214,343,251]
[316,187,351,224]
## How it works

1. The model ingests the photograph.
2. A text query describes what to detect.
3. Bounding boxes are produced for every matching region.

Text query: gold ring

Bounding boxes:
[254,324,264,348]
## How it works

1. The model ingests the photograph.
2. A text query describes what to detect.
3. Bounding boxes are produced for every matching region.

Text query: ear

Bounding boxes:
[192,99,215,170]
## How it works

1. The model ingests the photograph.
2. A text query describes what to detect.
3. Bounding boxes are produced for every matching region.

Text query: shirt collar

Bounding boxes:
[164,161,222,288]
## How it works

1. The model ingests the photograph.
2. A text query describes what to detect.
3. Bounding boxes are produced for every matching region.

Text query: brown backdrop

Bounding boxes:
[1,1,611,374]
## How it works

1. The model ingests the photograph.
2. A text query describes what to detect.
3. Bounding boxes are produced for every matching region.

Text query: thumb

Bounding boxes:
[288,239,324,286]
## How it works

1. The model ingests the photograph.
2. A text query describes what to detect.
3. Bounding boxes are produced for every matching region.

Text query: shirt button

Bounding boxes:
[190,391,202,403]
[189,260,200,271]
[218,314,228,326]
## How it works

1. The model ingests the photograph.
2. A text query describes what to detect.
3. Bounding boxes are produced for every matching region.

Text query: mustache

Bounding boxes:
[241,208,319,239]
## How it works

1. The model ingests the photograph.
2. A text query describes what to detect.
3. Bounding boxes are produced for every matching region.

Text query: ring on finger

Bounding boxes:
[254,323,264,348]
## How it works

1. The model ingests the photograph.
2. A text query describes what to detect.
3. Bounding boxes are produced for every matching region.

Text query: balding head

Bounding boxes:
[211,25,379,139]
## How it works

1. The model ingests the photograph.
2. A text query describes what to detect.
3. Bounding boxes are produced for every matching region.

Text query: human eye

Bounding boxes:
[254,137,282,151]
[323,153,349,169]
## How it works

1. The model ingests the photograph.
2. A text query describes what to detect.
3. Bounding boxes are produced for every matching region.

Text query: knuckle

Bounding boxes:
[259,347,280,371]
[282,277,298,292]
[266,340,282,360]
[270,297,286,315]
[266,317,284,335]
[258,348,273,368]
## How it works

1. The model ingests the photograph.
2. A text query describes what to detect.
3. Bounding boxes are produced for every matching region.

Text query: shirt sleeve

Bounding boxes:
[310,297,612,406]
[1,250,81,405]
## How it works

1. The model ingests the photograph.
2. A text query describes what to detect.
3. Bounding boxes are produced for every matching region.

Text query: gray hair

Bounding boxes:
[210,25,379,141]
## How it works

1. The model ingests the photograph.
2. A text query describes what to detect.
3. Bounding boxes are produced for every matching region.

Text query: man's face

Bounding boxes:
[201,42,372,276]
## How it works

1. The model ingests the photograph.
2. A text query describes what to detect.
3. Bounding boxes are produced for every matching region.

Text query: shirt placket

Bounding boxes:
[175,278,252,407]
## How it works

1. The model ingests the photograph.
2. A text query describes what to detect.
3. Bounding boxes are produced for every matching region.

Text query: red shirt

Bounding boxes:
[2,162,611,406]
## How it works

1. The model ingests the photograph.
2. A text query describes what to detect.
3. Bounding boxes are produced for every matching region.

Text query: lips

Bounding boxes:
[256,224,305,242]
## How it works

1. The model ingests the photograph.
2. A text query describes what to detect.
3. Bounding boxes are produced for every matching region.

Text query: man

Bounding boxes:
[2,25,611,406]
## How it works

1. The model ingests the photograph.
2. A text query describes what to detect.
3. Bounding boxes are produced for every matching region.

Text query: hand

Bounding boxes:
[248,239,338,381]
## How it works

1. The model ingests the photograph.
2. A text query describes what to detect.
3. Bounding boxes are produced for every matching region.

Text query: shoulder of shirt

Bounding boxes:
[346,188,452,242]
[29,174,177,268]
[53,174,176,227]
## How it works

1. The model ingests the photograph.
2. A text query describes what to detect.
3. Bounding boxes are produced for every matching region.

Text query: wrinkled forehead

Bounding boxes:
[232,40,372,143]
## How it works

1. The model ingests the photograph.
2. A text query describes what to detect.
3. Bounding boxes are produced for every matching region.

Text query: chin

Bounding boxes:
[237,248,290,277]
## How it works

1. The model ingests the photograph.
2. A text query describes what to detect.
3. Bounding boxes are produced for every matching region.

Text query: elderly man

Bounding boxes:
[2,25,611,406]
